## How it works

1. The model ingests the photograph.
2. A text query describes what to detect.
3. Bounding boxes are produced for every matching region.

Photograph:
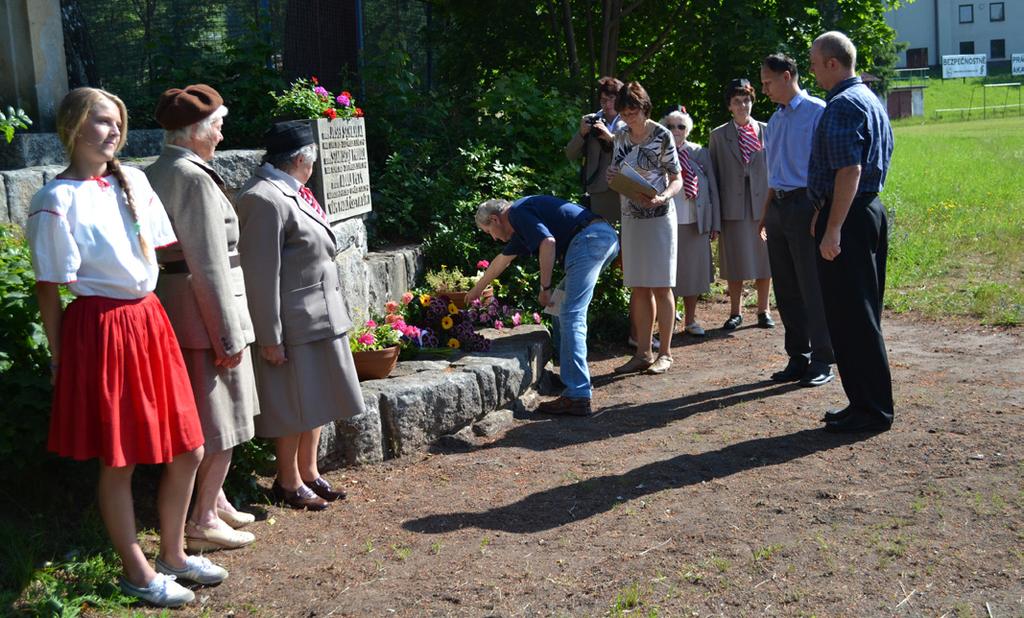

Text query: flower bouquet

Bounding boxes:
[269,76,364,121]
[424,260,493,309]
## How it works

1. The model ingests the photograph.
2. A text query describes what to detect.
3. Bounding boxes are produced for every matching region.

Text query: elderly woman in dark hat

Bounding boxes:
[236,121,364,511]
[147,84,259,551]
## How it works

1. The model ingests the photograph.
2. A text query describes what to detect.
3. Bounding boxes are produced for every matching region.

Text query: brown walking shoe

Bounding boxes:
[535,396,593,417]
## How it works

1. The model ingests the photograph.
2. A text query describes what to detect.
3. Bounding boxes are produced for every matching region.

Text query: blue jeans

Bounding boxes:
[556,221,619,399]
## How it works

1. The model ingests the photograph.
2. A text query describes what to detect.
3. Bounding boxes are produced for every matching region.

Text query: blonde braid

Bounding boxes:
[106,158,152,261]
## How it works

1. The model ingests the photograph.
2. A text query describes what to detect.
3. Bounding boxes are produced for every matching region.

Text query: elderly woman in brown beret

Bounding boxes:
[147,84,259,550]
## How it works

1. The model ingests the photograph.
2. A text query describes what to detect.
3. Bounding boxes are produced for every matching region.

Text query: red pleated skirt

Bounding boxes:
[48,293,204,467]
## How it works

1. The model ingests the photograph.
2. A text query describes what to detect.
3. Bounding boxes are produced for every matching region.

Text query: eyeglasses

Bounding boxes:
[666,124,689,130]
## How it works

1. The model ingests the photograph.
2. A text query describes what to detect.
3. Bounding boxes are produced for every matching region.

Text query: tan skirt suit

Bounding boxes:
[235,164,364,438]
[708,120,772,281]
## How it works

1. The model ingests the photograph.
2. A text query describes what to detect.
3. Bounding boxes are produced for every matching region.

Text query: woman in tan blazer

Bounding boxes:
[662,106,720,336]
[147,84,258,551]
[236,121,364,512]
[708,79,774,330]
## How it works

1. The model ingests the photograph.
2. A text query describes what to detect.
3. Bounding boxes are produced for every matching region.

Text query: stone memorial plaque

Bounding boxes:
[310,117,372,222]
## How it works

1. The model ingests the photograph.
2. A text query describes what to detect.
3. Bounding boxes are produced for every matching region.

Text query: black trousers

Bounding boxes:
[765,189,834,365]
[815,195,894,421]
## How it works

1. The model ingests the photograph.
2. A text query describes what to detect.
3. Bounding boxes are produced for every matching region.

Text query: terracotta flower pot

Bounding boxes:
[436,286,493,310]
[352,345,400,381]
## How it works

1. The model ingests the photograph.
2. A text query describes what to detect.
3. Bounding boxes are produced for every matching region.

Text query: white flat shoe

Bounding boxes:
[216,508,255,529]
[186,522,255,552]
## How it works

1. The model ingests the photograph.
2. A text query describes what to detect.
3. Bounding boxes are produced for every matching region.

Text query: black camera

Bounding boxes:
[585,114,612,151]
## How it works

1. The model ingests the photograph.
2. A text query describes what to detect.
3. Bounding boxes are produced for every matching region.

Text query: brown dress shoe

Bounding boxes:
[305,476,346,501]
[536,396,593,417]
[271,481,329,511]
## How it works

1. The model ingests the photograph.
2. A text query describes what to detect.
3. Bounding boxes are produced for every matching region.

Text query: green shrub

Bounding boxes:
[0,226,58,478]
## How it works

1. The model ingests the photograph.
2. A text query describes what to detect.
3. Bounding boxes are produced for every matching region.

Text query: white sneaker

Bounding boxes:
[684,322,706,336]
[156,555,228,585]
[120,573,195,607]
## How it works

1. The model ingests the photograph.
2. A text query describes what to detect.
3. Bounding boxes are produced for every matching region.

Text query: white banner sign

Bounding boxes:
[942,54,987,78]
[1013,54,1024,76]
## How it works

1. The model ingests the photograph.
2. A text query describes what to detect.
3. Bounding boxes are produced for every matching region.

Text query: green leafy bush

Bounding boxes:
[0,226,58,478]
[1,105,32,143]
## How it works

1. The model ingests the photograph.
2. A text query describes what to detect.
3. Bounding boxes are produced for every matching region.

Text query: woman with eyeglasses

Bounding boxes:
[606,82,683,375]
[708,78,773,331]
[661,106,719,336]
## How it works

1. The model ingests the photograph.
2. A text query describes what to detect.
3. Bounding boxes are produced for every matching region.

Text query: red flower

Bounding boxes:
[311,76,319,84]
[323,108,337,119]
[354,107,364,118]
[341,90,352,98]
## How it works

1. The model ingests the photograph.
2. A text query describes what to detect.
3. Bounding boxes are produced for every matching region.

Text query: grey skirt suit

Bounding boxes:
[672,142,720,297]
[708,120,772,281]
[147,145,259,452]
[235,164,364,439]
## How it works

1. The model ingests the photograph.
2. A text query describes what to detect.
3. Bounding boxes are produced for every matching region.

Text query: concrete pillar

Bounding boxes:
[0,0,70,132]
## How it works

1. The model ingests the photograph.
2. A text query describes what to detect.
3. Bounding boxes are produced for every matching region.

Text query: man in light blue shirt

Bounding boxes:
[759,53,835,388]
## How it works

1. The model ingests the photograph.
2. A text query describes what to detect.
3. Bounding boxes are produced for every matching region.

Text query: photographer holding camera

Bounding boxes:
[565,76,625,224]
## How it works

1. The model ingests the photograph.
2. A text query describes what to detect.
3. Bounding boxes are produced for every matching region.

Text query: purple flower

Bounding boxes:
[314,86,329,98]
[336,94,351,107]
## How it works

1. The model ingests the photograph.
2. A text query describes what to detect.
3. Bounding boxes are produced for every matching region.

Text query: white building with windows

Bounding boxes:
[886,0,1023,69]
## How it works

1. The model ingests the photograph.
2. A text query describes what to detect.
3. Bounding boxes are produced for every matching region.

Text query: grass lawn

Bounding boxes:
[889,68,1023,124]
[883,115,1024,325]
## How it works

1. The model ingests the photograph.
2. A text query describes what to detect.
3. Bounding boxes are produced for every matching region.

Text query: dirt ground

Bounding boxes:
[144,301,1023,617]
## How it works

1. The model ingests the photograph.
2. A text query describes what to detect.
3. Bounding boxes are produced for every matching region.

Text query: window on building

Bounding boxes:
[960,41,975,54]
[907,48,929,68]
[990,2,1005,22]
[991,39,1006,59]
[959,4,974,23]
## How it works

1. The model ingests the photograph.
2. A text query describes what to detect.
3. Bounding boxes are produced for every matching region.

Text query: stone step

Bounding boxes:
[319,325,552,467]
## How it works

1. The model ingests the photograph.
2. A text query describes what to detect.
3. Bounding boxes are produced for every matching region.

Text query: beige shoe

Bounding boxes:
[186,521,256,552]
[645,354,673,375]
[216,508,255,529]
[614,354,654,374]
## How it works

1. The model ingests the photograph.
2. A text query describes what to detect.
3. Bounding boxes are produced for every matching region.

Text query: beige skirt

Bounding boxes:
[253,334,365,439]
[718,183,770,280]
[180,347,259,452]
[674,223,713,297]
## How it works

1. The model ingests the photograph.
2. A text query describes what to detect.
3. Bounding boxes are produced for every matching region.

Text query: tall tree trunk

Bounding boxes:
[560,0,579,79]
[600,0,622,77]
[584,1,597,82]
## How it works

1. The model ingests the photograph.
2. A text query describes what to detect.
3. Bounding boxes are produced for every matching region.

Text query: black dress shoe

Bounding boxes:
[800,363,835,387]
[771,357,808,382]
[272,480,329,511]
[821,407,852,422]
[305,476,347,501]
[722,314,742,330]
[757,312,775,328]
[823,412,891,433]
[536,396,593,417]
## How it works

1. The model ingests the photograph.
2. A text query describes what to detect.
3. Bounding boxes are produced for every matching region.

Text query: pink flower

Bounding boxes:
[336,94,351,107]
[365,319,377,328]
[385,300,399,314]
[533,312,542,324]
[494,320,504,330]
[358,332,375,346]
[314,86,329,98]
[512,312,522,326]
[401,291,414,305]
[477,260,490,269]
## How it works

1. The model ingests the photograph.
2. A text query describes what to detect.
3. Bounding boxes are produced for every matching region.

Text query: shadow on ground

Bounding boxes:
[404,427,867,535]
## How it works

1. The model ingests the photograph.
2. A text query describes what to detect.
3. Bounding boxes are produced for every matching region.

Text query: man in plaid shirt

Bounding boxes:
[807,31,895,434]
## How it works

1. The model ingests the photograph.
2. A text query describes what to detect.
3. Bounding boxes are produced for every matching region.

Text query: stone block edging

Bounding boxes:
[318,325,552,468]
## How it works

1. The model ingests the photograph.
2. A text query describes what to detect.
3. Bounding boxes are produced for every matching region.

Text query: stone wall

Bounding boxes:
[0,148,423,322]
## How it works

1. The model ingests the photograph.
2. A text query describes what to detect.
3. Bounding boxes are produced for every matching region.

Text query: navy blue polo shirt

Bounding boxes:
[500,195,596,260]
[807,76,894,205]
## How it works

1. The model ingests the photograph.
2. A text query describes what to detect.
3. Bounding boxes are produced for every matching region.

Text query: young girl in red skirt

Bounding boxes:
[27,88,227,607]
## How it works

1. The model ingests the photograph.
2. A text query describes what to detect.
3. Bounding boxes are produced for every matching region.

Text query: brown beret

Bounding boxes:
[154,84,223,130]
